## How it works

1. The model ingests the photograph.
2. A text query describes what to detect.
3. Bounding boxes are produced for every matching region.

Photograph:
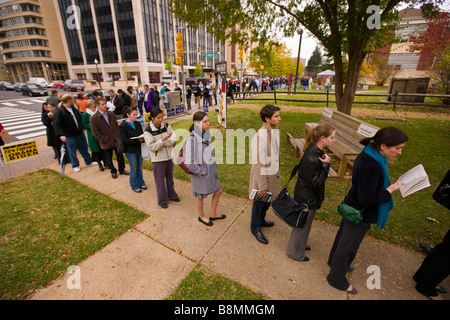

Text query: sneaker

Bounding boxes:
[90,161,98,166]
[73,167,81,172]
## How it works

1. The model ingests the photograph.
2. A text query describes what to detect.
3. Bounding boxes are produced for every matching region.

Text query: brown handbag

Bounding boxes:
[0,129,10,141]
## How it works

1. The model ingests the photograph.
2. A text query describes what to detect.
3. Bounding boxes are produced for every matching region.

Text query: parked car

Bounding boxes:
[63,79,85,91]
[52,81,63,89]
[14,82,26,92]
[21,84,48,96]
[0,81,15,91]
[27,77,49,88]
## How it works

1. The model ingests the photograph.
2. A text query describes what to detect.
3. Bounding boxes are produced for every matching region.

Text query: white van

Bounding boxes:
[28,77,49,88]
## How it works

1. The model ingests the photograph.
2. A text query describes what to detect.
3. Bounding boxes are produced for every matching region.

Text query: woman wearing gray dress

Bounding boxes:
[185,111,225,226]
[286,123,335,261]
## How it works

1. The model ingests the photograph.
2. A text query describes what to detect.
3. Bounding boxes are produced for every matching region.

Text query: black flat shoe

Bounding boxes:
[347,285,357,294]
[159,203,168,209]
[170,197,180,202]
[133,189,142,193]
[252,231,268,244]
[305,245,311,251]
[198,217,213,226]
[141,186,147,190]
[210,214,226,221]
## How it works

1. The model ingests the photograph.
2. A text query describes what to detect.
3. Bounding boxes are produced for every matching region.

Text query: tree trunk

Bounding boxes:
[335,41,366,115]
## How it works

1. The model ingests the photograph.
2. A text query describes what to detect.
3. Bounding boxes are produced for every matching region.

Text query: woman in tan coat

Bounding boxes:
[249,105,281,244]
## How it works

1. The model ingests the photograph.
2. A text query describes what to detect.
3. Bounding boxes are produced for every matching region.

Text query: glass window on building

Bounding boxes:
[114,0,138,62]
[141,0,161,63]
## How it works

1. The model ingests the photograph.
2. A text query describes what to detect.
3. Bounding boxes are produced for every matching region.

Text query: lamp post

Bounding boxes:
[293,29,303,93]
[94,59,102,89]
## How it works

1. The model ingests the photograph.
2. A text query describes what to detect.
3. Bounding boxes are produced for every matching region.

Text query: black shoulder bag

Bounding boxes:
[272,164,309,228]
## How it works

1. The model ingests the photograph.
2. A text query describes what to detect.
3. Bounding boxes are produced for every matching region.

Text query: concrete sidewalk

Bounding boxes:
[2,135,448,300]
[24,159,448,300]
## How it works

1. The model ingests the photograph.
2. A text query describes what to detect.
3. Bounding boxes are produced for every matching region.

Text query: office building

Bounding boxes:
[53,0,226,85]
[0,0,69,82]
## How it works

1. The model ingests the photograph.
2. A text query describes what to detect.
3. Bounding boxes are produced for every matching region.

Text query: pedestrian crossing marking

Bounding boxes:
[0,107,46,141]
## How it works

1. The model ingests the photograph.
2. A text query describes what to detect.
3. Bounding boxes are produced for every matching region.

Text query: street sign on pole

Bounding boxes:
[206,53,216,57]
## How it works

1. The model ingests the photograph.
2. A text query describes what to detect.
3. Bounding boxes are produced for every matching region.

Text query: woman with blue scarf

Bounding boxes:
[327,127,409,294]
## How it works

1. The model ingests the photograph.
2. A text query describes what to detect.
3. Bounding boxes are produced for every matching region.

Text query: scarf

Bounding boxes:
[363,145,394,229]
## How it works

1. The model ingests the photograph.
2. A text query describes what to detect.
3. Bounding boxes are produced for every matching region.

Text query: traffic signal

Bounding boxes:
[217,47,221,55]
[198,47,201,55]
[238,47,244,61]
[175,33,183,66]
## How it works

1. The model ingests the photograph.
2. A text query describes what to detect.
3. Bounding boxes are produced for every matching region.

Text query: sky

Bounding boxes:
[283,30,318,64]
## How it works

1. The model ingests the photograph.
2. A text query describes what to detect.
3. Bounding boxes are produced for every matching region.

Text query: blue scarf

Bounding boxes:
[363,145,394,229]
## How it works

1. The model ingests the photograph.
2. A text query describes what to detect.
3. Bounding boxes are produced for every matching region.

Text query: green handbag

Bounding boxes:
[337,173,364,224]
[338,202,363,224]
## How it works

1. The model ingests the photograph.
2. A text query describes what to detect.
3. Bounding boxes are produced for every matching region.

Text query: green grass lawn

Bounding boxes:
[165,107,450,251]
[0,169,148,300]
[166,264,265,300]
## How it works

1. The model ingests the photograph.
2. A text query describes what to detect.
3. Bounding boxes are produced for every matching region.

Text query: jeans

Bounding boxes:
[250,200,271,232]
[65,134,92,168]
[125,152,145,191]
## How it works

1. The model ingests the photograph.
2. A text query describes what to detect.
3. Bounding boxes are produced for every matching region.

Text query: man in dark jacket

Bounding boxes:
[53,94,97,172]
[90,97,128,179]
[109,89,123,119]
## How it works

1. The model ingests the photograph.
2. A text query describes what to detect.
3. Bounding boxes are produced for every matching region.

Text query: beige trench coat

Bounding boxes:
[249,122,280,198]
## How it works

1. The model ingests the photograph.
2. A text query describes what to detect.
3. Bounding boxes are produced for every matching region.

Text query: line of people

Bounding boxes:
[41,95,448,299]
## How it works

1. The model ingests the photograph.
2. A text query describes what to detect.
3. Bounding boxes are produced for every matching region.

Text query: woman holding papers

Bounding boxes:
[327,126,409,295]
[119,107,146,193]
[144,107,179,209]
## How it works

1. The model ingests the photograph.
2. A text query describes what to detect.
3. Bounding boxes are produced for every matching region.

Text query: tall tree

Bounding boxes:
[169,0,441,114]
[305,46,322,75]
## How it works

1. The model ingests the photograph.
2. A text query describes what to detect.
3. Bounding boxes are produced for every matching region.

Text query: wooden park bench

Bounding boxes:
[287,107,380,178]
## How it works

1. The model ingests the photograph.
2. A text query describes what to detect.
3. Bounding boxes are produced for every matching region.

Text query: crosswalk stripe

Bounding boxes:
[17,101,33,105]
[1,102,18,107]
[7,126,46,135]
[15,131,47,140]
[1,118,43,126]
[3,122,45,130]
[0,115,41,123]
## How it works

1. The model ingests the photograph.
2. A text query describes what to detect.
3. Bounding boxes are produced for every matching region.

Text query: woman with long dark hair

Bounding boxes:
[327,126,409,294]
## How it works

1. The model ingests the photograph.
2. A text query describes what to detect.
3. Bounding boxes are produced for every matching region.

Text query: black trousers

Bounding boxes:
[103,147,125,174]
[414,229,450,296]
[327,219,370,290]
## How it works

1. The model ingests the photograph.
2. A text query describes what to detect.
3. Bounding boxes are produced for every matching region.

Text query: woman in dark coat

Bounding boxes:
[286,123,335,262]
[119,107,146,192]
[327,126,409,295]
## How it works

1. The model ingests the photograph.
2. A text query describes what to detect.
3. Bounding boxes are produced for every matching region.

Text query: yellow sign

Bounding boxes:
[1,141,39,163]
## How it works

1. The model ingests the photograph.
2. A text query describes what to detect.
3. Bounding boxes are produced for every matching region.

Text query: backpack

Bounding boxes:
[176,146,192,174]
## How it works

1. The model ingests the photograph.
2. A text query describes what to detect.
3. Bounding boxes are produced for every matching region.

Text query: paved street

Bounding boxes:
[0,88,67,143]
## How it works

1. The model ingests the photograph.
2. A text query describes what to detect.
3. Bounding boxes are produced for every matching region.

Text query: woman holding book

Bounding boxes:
[119,107,146,193]
[286,123,335,262]
[327,126,409,295]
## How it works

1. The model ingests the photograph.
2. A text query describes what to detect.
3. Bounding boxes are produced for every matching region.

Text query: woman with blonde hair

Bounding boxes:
[286,123,336,261]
